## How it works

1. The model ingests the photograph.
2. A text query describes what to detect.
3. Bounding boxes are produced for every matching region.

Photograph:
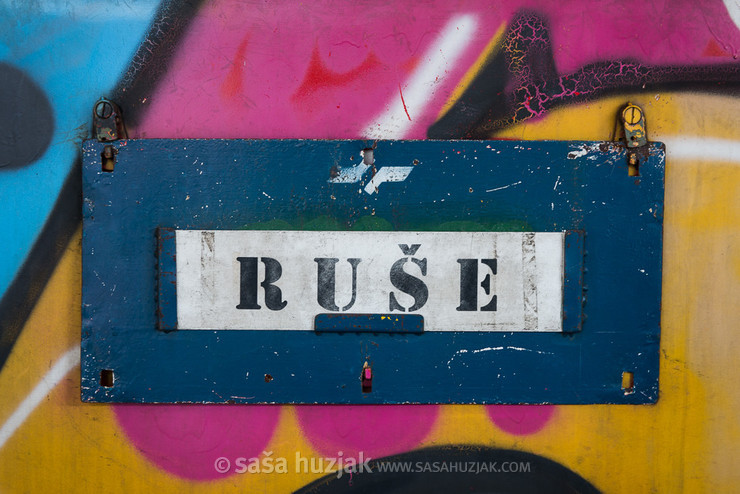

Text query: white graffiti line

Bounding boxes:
[661,137,740,164]
[486,181,522,193]
[364,166,414,195]
[497,346,554,355]
[723,0,740,36]
[0,346,80,450]
[362,13,478,139]
[446,345,554,367]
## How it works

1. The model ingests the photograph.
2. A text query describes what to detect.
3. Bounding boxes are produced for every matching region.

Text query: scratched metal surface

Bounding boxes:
[81,139,664,404]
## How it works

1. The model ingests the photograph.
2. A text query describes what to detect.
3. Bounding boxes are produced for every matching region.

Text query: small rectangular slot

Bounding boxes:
[100,369,115,388]
[621,371,634,394]
[101,145,116,172]
[361,365,372,393]
[628,161,640,177]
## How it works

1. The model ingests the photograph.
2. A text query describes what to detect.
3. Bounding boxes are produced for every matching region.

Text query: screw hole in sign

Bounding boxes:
[362,362,372,393]
[621,371,634,395]
[101,145,116,172]
[100,369,114,387]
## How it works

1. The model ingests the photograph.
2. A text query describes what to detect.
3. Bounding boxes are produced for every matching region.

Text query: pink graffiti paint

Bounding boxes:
[134,1,504,140]
[133,0,740,143]
[114,405,281,480]
[486,405,555,435]
[296,405,439,458]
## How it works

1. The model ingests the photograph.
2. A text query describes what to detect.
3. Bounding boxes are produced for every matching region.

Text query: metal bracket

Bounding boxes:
[93,98,126,142]
[620,102,648,175]
[93,98,127,171]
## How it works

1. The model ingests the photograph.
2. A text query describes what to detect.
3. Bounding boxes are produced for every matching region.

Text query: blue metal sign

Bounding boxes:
[81,139,664,404]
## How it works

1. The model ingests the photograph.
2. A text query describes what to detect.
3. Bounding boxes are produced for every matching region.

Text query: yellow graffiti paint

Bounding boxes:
[436,21,508,121]
[2,89,740,492]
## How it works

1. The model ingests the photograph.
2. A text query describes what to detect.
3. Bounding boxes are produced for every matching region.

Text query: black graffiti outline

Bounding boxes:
[428,10,740,139]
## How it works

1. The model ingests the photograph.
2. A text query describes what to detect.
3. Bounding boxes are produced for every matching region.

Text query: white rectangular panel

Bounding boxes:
[175,230,564,331]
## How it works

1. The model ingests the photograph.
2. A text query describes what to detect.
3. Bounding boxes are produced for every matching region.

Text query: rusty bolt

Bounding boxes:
[95,100,114,119]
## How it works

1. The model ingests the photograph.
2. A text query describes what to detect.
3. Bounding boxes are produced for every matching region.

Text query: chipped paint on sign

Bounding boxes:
[364,166,414,194]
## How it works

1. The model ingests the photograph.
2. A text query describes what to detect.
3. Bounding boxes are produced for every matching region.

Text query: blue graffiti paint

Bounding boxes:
[0,1,160,298]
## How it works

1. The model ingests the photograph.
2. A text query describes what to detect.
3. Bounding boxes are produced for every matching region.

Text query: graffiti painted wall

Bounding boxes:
[1,0,740,491]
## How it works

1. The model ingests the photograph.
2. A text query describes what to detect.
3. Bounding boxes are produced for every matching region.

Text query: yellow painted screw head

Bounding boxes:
[622,105,643,125]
